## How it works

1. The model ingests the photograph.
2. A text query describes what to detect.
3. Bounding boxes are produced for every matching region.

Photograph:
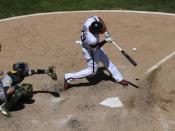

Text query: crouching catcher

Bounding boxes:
[0,62,57,117]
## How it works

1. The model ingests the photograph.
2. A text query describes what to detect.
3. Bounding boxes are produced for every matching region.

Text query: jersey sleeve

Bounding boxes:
[84,32,98,46]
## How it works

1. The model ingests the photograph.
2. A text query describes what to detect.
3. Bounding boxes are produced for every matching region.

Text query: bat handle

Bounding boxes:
[112,41,122,51]
[127,81,139,88]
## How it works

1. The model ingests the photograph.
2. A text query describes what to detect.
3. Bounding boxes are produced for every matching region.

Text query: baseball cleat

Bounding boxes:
[64,79,71,90]
[0,103,11,117]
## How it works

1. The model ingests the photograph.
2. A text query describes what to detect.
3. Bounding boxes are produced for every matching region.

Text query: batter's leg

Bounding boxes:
[98,49,123,82]
[64,47,99,89]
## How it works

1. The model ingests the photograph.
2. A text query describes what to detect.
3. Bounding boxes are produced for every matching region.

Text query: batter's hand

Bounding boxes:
[105,36,113,43]
[105,32,111,38]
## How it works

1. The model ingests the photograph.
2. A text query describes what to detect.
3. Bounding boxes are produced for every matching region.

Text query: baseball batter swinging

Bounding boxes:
[64,16,128,90]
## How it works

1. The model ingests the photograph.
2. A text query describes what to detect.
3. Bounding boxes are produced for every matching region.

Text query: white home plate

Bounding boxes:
[100,97,123,108]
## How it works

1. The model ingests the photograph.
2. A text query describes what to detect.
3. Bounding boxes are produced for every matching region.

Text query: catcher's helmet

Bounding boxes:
[90,21,103,34]
[13,62,29,75]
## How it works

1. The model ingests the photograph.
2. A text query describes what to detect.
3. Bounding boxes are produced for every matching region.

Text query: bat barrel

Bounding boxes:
[112,40,137,66]
[121,50,137,66]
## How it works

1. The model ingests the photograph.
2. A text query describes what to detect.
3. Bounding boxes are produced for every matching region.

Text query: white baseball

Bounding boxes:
[132,48,137,51]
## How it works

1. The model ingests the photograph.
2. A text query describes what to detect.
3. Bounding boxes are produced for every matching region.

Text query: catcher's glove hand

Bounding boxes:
[20,83,33,99]
[21,83,33,92]
[47,66,57,81]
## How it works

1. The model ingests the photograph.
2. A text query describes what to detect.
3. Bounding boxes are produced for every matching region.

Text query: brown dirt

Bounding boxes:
[0,11,175,131]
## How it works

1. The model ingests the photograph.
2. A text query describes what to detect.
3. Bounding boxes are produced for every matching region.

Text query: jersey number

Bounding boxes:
[81,26,87,41]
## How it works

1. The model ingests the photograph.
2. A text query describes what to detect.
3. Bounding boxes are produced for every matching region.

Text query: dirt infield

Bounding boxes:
[0,11,174,131]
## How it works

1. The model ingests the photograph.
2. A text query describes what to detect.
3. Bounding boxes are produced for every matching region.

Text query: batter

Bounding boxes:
[64,16,128,90]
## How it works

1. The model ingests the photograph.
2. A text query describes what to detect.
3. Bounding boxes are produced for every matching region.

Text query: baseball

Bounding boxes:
[132,48,137,51]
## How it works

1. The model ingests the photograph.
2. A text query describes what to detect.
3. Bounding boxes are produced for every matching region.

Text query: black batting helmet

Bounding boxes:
[90,21,103,34]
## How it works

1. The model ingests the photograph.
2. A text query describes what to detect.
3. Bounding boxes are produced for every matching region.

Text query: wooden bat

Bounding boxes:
[112,41,137,66]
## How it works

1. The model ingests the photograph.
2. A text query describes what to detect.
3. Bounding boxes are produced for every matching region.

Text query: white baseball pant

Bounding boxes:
[64,46,123,83]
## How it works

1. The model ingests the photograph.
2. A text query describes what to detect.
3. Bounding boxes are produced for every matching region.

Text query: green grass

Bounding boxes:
[0,0,175,19]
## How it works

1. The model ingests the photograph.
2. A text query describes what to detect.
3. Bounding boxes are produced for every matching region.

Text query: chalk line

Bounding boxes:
[145,51,175,74]
[0,10,175,23]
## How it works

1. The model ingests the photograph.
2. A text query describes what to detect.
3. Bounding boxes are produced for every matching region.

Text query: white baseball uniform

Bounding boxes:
[64,16,123,83]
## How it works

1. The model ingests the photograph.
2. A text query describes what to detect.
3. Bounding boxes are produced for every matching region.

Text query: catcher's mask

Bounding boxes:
[13,62,29,76]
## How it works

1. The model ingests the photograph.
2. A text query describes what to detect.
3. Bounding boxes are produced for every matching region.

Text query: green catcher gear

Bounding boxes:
[21,83,33,93]
[20,83,33,99]
[5,88,25,109]
[47,66,57,81]
[0,88,25,117]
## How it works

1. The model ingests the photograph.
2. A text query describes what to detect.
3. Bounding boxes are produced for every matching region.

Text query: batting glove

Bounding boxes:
[105,36,113,43]
[105,32,111,38]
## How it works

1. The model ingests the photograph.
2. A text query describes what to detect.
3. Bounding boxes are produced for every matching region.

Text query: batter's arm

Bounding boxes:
[98,40,107,49]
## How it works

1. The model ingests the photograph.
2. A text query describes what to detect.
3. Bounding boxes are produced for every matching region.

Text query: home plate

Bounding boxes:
[100,97,123,108]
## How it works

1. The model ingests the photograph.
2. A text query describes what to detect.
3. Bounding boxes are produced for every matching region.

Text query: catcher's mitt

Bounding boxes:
[21,83,33,93]
[20,83,33,99]
[47,66,57,81]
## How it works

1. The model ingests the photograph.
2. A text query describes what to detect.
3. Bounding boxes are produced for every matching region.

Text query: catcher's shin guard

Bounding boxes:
[0,102,11,117]
[5,88,24,110]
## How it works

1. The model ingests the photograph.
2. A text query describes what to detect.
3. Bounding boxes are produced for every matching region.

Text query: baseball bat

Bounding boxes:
[127,81,139,88]
[112,41,137,66]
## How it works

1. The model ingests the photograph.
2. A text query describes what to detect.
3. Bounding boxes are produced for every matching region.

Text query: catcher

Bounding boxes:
[0,62,57,117]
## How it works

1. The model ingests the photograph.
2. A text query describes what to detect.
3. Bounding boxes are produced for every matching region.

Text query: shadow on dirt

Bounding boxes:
[11,98,35,111]
[32,90,60,97]
[71,67,115,88]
